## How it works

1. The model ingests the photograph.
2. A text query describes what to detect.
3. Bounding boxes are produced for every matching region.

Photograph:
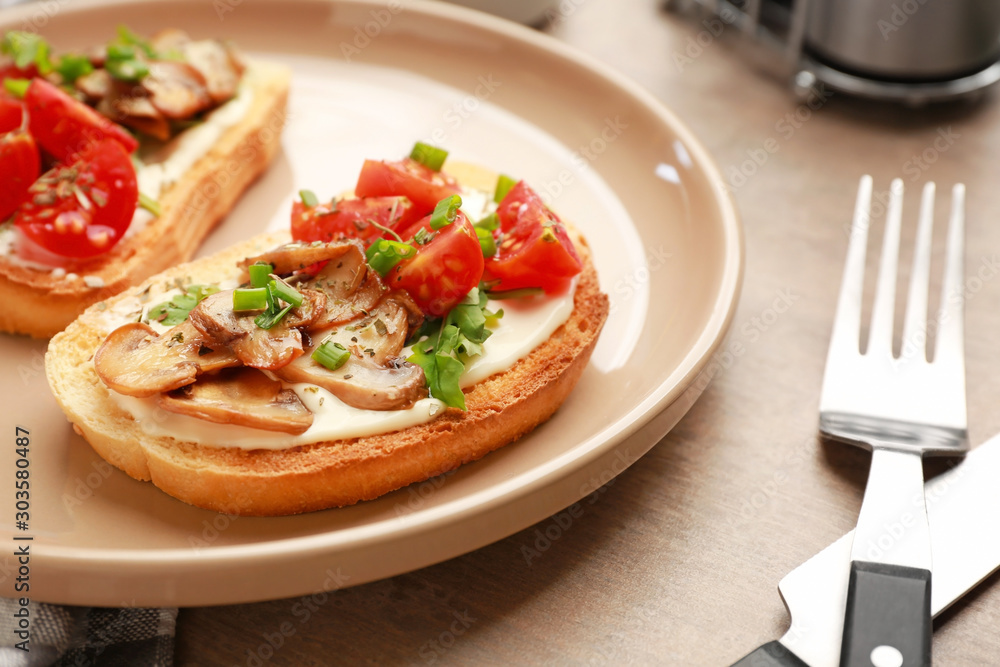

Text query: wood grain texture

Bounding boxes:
[175,0,1000,664]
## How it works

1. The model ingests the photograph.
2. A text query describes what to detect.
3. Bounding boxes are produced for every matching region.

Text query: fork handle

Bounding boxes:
[840,561,931,667]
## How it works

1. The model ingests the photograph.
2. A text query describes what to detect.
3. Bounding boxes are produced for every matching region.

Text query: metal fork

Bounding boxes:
[819,176,968,667]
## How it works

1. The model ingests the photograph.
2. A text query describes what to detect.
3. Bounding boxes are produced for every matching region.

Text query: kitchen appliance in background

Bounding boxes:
[440,0,560,25]
[665,0,1000,105]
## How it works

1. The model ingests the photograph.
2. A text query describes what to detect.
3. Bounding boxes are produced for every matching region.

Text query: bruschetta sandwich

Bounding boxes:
[0,27,290,337]
[45,144,609,516]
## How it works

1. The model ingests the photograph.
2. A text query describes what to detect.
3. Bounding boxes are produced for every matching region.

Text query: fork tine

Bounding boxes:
[868,179,905,358]
[829,175,873,354]
[900,182,936,359]
[934,183,966,367]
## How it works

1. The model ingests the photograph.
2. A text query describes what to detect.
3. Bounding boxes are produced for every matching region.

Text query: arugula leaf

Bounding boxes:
[406,286,503,410]
[147,284,219,326]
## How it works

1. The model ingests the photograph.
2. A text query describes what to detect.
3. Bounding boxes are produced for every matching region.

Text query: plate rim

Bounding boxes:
[0,0,744,601]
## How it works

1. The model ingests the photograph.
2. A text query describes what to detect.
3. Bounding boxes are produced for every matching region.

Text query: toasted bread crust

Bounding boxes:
[46,226,608,516]
[0,62,291,338]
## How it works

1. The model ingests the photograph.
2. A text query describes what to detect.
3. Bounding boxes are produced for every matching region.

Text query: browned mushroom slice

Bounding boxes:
[241,240,363,276]
[158,367,313,435]
[144,60,213,119]
[182,39,242,103]
[188,290,304,371]
[103,94,171,142]
[283,288,327,329]
[94,321,239,398]
[324,295,411,365]
[275,353,426,412]
[150,28,191,56]
[304,246,386,328]
[75,68,113,101]
[273,296,426,410]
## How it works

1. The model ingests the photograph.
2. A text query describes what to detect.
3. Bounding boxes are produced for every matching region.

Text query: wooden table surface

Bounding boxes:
[175,1,1000,664]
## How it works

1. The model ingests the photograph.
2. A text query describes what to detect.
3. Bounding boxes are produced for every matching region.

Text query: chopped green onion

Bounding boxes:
[475,226,496,258]
[365,238,416,277]
[494,174,517,204]
[475,212,499,232]
[312,341,350,371]
[299,189,319,208]
[254,303,293,329]
[3,78,30,99]
[486,287,544,300]
[116,25,157,59]
[429,195,462,230]
[233,287,268,311]
[137,192,161,217]
[409,141,449,172]
[105,56,149,82]
[269,278,304,307]
[413,227,434,245]
[247,263,273,289]
[53,53,93,83]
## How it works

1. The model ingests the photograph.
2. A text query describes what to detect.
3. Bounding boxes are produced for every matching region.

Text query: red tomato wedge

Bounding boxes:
[0,129,40,221]
[15,138,138,258]
[484,181,582,294]
[355,158,460,216]
[290,195,421,245]
[0,93,24,134]
[387,211,484,317]
[25,77,138,162]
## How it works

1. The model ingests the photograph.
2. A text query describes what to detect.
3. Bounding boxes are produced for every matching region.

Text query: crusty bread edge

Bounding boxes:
[0,61,291,339]
[46,224,608,516]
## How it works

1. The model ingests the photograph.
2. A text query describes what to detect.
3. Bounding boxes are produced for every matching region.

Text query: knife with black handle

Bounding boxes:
[731,432,1000,667]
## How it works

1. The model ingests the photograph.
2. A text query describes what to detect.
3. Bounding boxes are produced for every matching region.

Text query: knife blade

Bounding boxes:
[731,432,1000,667]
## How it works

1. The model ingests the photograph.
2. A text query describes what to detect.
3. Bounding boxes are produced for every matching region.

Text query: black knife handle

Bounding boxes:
[840,561,931,667]
[731,641,809,667]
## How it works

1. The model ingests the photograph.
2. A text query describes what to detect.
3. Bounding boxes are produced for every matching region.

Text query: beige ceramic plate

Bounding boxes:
[0,0,742,606]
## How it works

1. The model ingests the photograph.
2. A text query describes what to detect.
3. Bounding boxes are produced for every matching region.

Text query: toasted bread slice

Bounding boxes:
[45,226,608,516]
[0,61,291,338]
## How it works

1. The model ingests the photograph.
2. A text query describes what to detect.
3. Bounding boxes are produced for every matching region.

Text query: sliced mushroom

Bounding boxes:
[75,68,113,101]
[241,240,363,276]
[143,60,213,119]
[158,367,313,435]
[303,245,386,328]
[182,39,243,103]
[150,28,192,56]
[274,351,427,412]
[94,320,240,398]
[103,94,172,142]
[188,290,305,371]
[321,295,411,365]
[273,296,427,410]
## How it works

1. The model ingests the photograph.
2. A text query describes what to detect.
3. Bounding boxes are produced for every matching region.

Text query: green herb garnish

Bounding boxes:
[365,238,416,277]
[247,262,273,289]
[232,287,268,311]
[409,141,448,172]
[312,340,350,371]
[407,287,501,410]
[138,192,161,217]
[429,194,462,230]
[494,174,517,204]
[147,284,219,325]
[1,32,52,74]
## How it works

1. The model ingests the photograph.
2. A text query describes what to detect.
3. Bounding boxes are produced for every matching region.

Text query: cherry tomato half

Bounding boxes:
[0,93,24,134]
[290,195,422,245]
[387,211,484,317]
[484,181,582,294]
[25,77,138,162]
[15,138,138,258]
[355,158,460,217]
[0,129,40,221]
